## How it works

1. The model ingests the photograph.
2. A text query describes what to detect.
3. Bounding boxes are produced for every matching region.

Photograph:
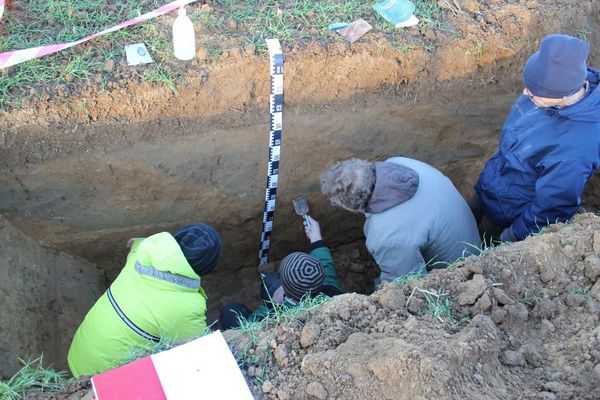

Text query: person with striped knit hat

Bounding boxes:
[219,216,343,330]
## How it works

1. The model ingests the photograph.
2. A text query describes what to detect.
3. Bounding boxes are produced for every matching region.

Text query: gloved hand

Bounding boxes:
[304,215,322,243]
[500,226,517,243]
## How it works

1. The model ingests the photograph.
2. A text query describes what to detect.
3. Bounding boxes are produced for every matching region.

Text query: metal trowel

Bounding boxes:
[292,197,311,228]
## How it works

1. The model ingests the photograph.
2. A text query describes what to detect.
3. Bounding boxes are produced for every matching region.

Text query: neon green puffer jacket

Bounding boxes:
[67,232,208,377]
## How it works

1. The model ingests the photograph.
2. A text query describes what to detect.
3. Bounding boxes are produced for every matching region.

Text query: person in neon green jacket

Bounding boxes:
[219,215,343,329]
[67,223,221,378]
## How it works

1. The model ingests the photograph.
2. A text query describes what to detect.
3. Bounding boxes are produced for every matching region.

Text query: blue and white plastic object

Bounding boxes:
[372,0,419,28]
[328,23,349,31]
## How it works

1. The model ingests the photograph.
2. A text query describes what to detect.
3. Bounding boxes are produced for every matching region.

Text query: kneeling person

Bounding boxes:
[220,216,342,329]
[67,223,221,377]
[320,157,480,284]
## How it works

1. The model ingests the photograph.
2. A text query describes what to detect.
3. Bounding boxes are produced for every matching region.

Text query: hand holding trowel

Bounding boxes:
[293,197,311,228]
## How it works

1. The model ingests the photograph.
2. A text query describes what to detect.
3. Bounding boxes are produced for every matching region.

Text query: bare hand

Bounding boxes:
[304,215,322,243]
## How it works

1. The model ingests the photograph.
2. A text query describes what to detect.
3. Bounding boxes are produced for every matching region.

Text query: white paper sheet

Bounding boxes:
[151,331,253,400]
[125,43,154,66]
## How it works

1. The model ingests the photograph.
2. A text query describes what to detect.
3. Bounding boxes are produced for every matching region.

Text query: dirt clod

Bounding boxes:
[584,255,600,281]
[457,274,487,305]
[306,381,327,400]
[590,280,600,301]
[262,381,273,394]
[493,287,515,305]
[474,291,492,313]
[300,321,321,348]
[501,349,526,366]
[378,284,405,310]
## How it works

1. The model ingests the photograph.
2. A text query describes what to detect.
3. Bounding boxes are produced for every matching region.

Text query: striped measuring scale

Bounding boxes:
[259,38,284,266]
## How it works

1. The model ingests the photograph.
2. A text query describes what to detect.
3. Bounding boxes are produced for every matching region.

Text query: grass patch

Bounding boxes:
[208,0,370,45]
[570,286,589,296]
[141,65,179,95]
[121,337,177,366]
[0,0,170,109]
[407,285,468,326]
[467,39,486,60]
[519,288,544,306]
[392,265,426,285]
[0,356,67,400]
[1,0,456,109]
[413,0,448,33]
[422,287,455,322]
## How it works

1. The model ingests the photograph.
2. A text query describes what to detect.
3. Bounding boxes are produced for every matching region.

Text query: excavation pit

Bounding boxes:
[0,1,599,393]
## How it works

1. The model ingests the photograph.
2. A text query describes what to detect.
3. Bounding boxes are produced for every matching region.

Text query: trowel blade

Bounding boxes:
[292,197,309,216]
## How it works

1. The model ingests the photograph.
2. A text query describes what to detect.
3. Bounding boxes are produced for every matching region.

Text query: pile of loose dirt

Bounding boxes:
[224,213,600,400]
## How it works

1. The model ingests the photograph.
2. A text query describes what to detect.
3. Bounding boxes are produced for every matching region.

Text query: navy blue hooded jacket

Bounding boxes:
[475,69,600,240]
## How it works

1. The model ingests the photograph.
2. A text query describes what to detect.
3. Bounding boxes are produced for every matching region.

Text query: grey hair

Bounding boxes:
[319,158,376,213]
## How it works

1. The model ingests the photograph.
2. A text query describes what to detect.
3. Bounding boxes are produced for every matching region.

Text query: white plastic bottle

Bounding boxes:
[172,7,196,61]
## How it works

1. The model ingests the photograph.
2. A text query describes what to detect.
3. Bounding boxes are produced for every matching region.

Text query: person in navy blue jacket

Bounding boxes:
[473,34,600,242]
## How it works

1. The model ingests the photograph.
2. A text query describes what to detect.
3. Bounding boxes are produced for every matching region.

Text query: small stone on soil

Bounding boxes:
[501,349,526,366]
[300,321,320,348]
[262,380,273,393]
[103,59,115,73]
[473,373,484,384]
[306,381,328,400]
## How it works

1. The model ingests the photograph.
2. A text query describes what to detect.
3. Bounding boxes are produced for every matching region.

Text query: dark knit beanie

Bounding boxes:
[279,252,325,302]
[522,34,589,99]
[173,223,222,277]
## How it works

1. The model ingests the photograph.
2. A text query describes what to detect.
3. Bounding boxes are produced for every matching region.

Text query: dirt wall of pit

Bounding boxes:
[0,217,105,378]
[0,1,599,319]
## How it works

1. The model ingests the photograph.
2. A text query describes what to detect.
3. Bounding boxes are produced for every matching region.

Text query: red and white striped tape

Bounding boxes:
[0,0,198,70]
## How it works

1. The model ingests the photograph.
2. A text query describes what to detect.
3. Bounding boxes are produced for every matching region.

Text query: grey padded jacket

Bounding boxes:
[364,157,480,283]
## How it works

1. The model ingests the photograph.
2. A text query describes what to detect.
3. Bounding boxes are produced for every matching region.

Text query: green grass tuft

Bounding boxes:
[392,265,426,285]
[0,356,67,400]
[141,65,179,95]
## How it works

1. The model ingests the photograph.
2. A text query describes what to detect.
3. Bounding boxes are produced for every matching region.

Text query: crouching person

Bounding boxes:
[320,157,481,285]
[220,216,342,330]
[67,223,222,377]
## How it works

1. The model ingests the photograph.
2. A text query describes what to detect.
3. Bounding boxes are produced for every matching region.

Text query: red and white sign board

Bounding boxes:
[91,331,253,400]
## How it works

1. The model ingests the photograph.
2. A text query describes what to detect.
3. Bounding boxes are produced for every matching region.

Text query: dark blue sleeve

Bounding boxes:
[510,159,592,240]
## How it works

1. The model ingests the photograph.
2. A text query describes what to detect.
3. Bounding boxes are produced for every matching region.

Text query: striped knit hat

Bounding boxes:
[279,252,325,302]
[173,223,222,277]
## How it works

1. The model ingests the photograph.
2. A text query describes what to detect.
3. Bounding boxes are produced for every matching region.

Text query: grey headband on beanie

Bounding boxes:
[279,252,325,302]
[522,34,589,99]
[173,223,222,277]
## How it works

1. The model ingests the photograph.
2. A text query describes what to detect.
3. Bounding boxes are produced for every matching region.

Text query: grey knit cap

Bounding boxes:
[279,252,325,302]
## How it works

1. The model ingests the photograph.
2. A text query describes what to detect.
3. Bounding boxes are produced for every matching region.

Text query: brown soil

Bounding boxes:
[226,213,600,400]
[0,0,599,395]
[0,216,105,377]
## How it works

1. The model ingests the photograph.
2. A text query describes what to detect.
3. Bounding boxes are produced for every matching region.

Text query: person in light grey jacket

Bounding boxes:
[320,157,481,284]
